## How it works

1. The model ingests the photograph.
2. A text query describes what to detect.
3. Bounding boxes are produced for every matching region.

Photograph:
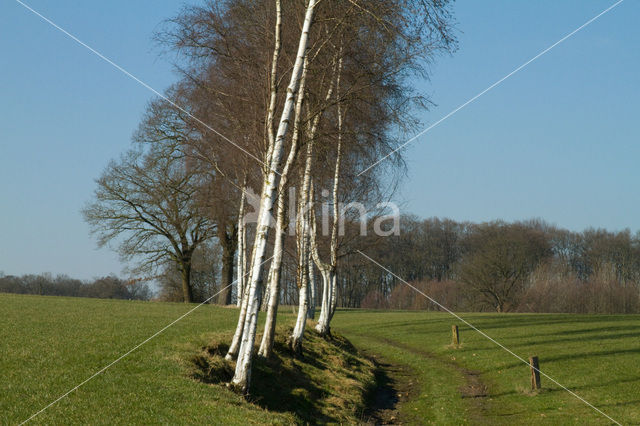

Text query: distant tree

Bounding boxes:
[459,222,552,312]
[83,139,215,303]
[157,241,221,302]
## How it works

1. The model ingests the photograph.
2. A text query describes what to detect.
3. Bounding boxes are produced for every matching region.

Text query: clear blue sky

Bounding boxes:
[0,1,638,279]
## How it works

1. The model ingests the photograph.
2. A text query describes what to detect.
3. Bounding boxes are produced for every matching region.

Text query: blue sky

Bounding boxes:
[0,1,638,279]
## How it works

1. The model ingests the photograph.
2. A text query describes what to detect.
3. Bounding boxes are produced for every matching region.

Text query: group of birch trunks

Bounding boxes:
[162,0,456,392]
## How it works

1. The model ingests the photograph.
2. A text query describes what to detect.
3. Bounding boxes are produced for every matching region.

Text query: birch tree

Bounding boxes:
[259,42,341,356]
[155,0,457,391]
[236,178,248,306]
[257,57,308,358]
[231,0,318,392]
[224,0,285,362]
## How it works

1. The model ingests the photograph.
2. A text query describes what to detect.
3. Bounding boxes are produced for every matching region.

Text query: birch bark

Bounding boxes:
[307,255,316,319]
[288,62,337,349]
[289,163,314,354]
[235,180,247,306]
[314,55,343,336]
[230,0,317,392]
[257,57,308,358]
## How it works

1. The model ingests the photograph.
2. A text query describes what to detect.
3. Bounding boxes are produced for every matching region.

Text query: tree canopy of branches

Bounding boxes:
[83,138,215,303]
[458,222,553,312]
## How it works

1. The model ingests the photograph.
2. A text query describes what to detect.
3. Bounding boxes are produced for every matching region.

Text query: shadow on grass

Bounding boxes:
[188,329,377,424]
[498,330,640,350]
[496,347,640,373]
[350,315,631,338]
[249,338,334,423]
[490,375,640,398]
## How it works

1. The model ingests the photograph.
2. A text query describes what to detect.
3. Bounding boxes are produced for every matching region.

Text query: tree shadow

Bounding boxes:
[249,340,333,423]
[497,347,640,373]
[505,330,640,349]
[189,331,374,424]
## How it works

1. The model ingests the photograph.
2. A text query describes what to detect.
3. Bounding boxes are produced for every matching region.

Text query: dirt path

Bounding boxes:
[359,335,489,424]
[362,349,417,424]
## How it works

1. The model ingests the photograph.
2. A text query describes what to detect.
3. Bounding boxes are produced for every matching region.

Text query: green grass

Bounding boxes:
[2,293,639,425]
[333,309,640,425]
[0,293,375,425]
[0,293,294,424]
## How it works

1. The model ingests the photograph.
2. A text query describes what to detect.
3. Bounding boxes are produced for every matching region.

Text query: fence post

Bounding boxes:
[529,356,541,390]
[451,325,459,346]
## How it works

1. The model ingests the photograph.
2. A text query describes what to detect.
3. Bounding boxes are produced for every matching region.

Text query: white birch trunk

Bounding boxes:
[235,181,247,306]
[328,271,338,321]
[257,57,308,358]
[327,65,343,324]
[226,279,250,360]
[314,55,344,335]
[307,255,316,319]
[264,0,282,168]
[260,283,270,312]
[226,182,250,359]
[231,0,317,392]
[287,90,324,348]
[311,211,334,335]
[289,267,309,354]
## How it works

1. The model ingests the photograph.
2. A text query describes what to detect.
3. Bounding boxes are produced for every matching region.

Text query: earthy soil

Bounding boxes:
[362,350,417,424]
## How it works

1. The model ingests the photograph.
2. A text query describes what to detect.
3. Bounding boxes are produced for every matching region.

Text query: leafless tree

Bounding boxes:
[458,222,552,312]
[83,134,215,303]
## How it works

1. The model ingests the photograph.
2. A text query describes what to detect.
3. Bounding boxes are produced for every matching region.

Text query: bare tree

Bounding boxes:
[83,139,215,303]
[459,222,552,312]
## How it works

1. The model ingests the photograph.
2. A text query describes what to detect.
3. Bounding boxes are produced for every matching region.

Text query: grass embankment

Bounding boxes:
[0,293,375,424]
[333,310,640,425]
[188,329,376,423]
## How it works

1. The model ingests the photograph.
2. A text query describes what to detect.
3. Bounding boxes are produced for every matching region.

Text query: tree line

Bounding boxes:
[0,273,151,301]
[356,217,640,314]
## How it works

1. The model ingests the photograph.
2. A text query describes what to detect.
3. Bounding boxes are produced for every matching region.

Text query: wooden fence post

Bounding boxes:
[451,325,459,346]
[529,356,541,390]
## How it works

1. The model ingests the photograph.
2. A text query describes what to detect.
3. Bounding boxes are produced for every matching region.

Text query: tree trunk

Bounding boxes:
[314,266,333,335]
[226,188,251,360]
[236,182,247,306]
[226,283,250,360]
[230,0,317,393]
[258,257,282,357]
[289,271,309,355]
[218,226,236,305]
[310,206,333,336]
[288,116,317,347]
[218,237,235,305]
[315,54,343,333]
[258,56,308,358]
[328,270,338,321]
[307,256,316,319]
[264,0,283,167]
[180,261,193,303]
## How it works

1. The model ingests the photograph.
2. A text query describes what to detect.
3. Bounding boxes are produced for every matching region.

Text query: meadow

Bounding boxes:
[1,293,638,424]
[333,310,640,424]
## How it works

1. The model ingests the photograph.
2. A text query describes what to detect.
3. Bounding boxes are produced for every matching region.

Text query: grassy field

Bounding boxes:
[1,293,296,424]
[333,310,640,425]
[2,293,639,424]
